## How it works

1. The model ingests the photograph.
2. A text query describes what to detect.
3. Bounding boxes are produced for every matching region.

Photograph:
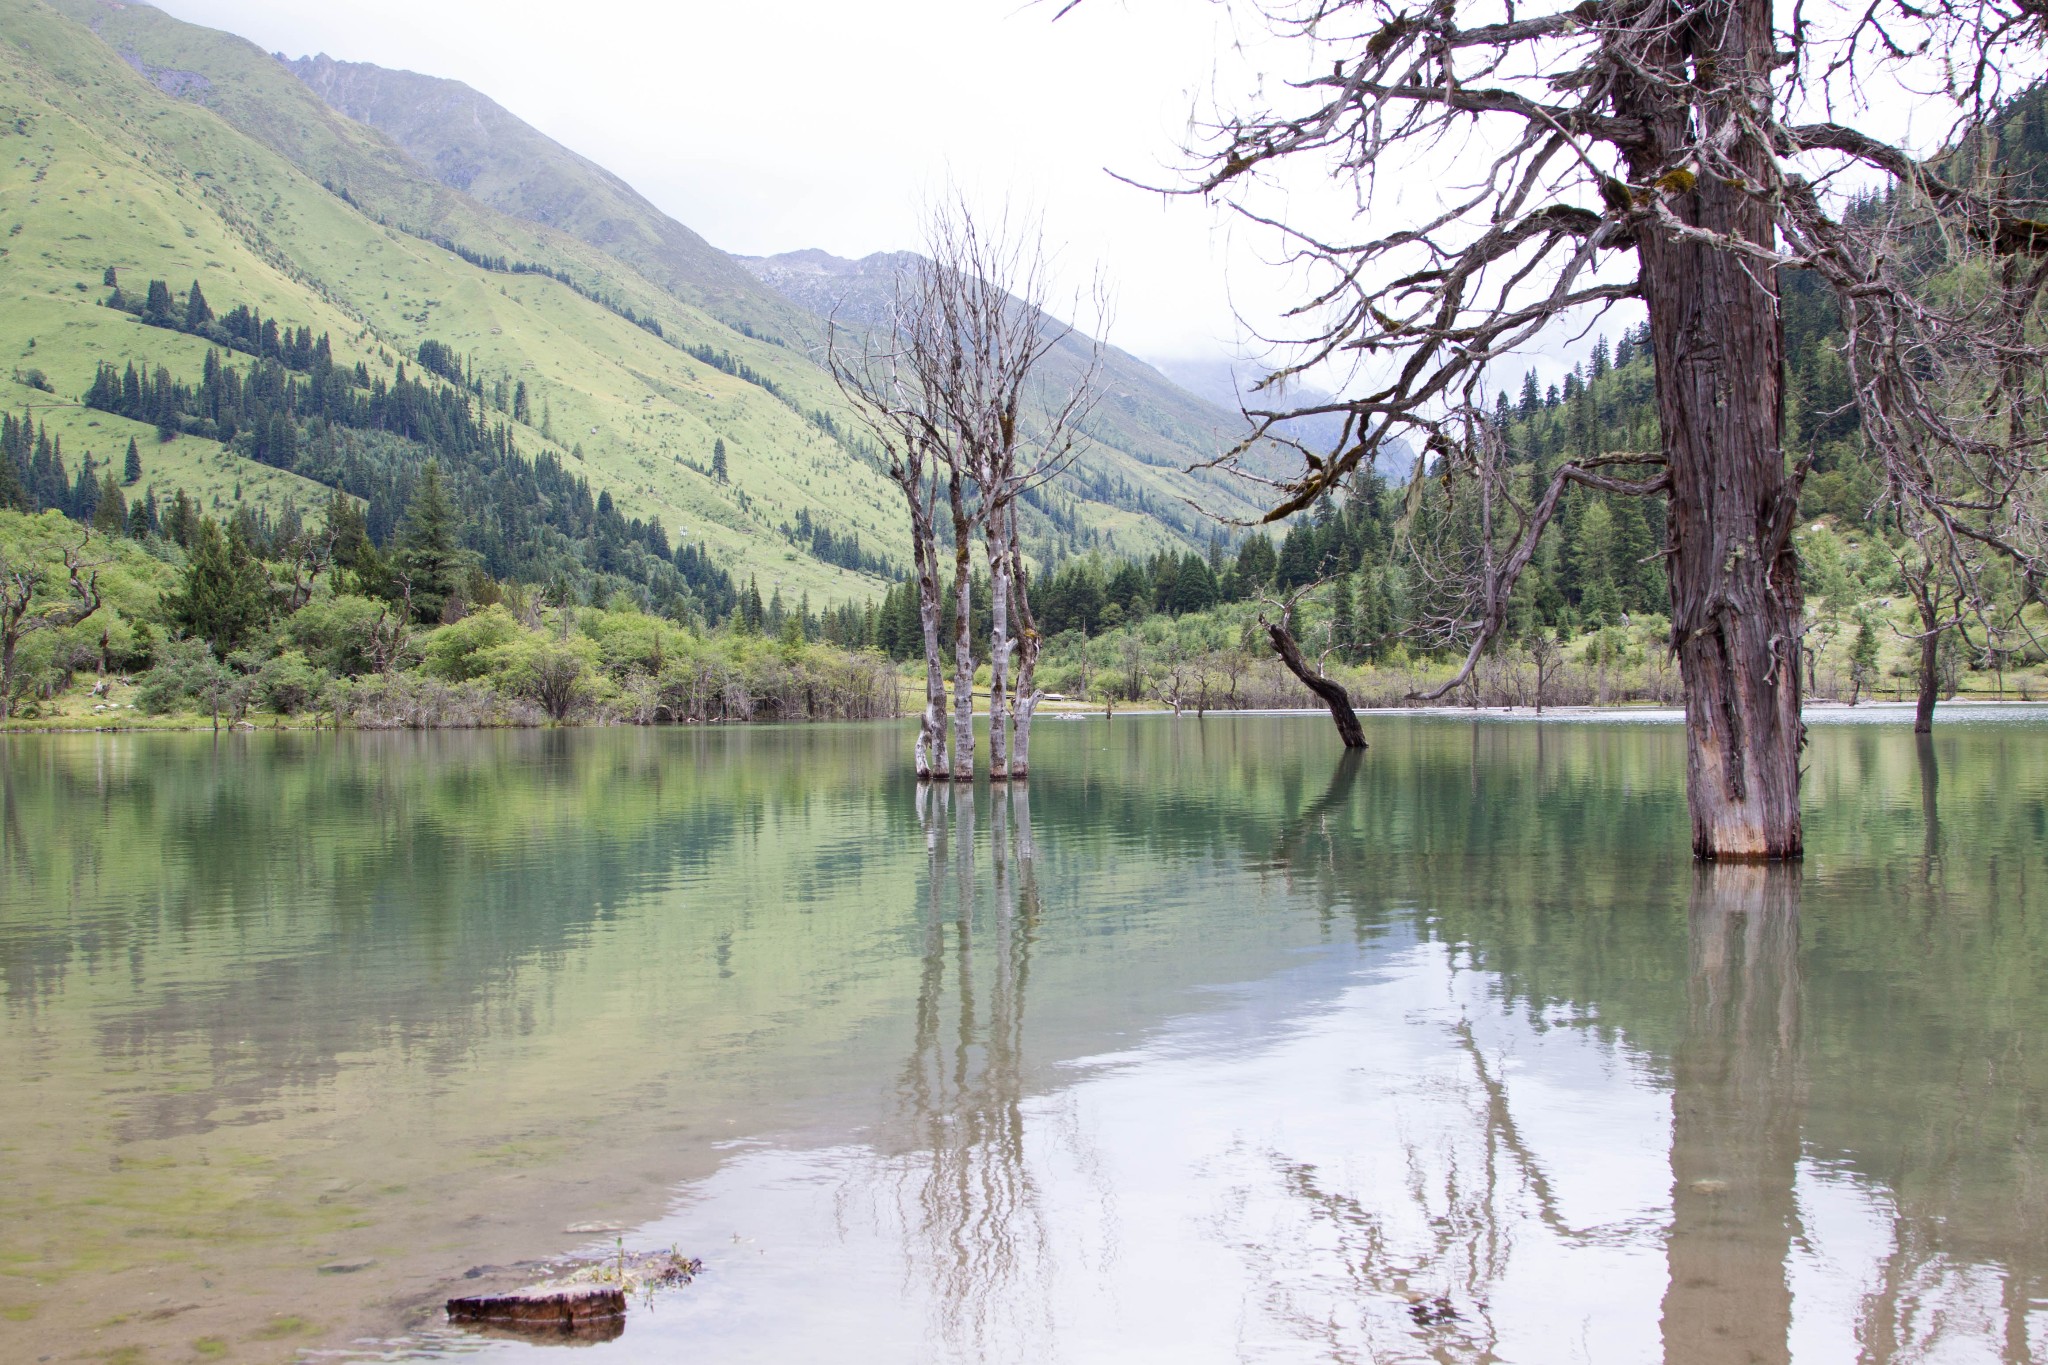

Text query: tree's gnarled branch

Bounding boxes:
[1109,0,2048,708]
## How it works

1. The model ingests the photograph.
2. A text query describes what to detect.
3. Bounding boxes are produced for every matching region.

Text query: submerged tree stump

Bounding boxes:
[447,1284,626,1335]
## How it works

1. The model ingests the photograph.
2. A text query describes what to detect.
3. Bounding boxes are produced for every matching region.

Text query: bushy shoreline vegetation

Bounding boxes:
[0,498,896,730]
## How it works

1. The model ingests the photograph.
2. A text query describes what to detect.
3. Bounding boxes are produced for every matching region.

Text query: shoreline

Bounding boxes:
[6,695,2042,735]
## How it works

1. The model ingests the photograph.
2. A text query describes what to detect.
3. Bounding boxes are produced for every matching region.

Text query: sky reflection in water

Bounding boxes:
[1,714,2043,1363]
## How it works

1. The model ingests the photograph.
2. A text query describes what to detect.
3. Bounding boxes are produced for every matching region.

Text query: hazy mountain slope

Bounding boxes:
[284,52,797,340]
[9,0,1236,583]
[288,59,1266,545]
[739,249,1271,538]
[4,0,916,602]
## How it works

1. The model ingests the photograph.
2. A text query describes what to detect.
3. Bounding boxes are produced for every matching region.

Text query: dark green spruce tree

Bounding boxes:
[165,515,272,652]
[395,462,462,623]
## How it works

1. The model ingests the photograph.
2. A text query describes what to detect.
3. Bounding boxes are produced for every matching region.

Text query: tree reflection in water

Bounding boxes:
[893,782,1049,1357]
[1662,862,1801,1365]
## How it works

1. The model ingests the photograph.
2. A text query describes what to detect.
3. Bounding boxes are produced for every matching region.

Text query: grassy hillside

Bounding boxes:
[285,52,796,338]
[1,0,914,608]
[40,1,1262,565]
[268,47,1270,544]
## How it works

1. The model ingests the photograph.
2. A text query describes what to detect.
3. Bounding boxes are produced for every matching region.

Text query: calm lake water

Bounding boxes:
[1,710,2045,1363]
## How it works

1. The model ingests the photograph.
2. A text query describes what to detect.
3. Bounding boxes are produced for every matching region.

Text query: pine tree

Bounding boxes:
[143,279,175,326]
[183,281,213,331]
[740,576,765,633]
[165,516,271,652]
[712,437,729,483]
[92,472,127,537]
[167,489,200,548]
[396,462,462,623]
[1849,611,1880,704]
[1330,573,1357,662]
[70,458,98,523]
[1573,501,1621,627]
[123,436,142,485]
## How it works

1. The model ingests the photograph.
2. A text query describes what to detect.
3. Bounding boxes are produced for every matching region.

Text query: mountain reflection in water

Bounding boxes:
[1,713,2044,1363]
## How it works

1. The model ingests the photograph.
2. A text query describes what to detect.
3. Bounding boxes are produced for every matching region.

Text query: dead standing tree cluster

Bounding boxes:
[832,202,1102,781]
[1134,0,2048,859]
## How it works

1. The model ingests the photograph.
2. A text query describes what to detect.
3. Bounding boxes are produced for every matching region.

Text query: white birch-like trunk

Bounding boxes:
[912,525,949,780]
[1006,511,1041,778]
[984,495,1015,781]
[948,473,976,782]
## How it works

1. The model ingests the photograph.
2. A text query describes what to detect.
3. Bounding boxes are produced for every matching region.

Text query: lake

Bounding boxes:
[1,710,2044,1363]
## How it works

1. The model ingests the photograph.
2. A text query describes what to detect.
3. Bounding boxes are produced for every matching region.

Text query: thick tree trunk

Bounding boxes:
[947,472,975,783]
[1915,631,1939,734]
[1630,0,1804,859]
[1266,621,1367,749]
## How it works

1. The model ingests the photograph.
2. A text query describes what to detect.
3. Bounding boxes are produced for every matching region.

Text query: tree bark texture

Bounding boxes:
[1915,630,1939,734]
[1266,621,1367,749]
[947,471,976,782]
[984,503,1014,780]
[1006,511,1041,778]
[1909,579,1942,734]
[913,528,949,780]
[1628,0,1805,859]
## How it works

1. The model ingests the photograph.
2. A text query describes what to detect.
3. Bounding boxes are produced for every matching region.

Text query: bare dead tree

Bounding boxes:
[919,200,1105,779]
[1259,579,1368,748]
[1110,0,2048,859]
[832,195,1103,781]
[830,292,953,779]
[0,532,105,718]
[1894,541,1975,733]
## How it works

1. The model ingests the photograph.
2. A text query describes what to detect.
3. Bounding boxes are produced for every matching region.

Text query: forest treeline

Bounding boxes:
[0,271,909,727]
[0,489,897,728]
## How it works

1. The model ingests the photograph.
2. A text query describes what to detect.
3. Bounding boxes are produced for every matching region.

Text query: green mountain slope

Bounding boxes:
[266,51,1268,546]
[3,0,916,607]
[2,0,1259,607]
[739,248,1272,538]
[284,51,794,340]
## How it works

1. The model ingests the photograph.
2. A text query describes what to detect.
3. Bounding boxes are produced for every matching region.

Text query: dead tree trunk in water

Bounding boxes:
[1132,0,2048,860]
[828,311,950,778]
[1005,507,1045,777]
[912,503,950,778]
[984,497,1014,781]
[1627,0,1804,860]
[1897,552,1958,736]
[1264,610,1366,749]
[947,469,976,783]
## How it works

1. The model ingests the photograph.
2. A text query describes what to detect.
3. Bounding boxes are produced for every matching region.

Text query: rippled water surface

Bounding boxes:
[2,710,2046,1363]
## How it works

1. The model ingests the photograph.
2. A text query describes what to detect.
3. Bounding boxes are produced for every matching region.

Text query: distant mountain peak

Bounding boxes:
[282,51,791,330]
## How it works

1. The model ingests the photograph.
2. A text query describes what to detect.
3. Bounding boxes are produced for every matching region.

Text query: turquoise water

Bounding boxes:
[1,709,2044,1362]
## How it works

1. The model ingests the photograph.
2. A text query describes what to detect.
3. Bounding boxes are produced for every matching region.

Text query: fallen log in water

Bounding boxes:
[446,1283,626,1335]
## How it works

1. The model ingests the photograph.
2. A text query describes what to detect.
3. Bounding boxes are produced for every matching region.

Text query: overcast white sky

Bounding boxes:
[149,0,1321,372]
